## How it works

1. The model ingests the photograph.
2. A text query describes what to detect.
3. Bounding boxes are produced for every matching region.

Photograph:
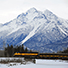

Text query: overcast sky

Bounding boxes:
[0,0,68,24]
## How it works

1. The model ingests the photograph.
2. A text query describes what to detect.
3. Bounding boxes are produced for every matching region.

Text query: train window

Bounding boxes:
[60,56,62,57]
[43,55,46,57]
[40,55,42,57]
[50,55,53,57]
[57,55,59,57]
[64,56,67,57]
[46,55,49,57]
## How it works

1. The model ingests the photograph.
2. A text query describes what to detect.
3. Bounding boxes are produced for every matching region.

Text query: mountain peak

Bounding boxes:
[44,9,53,15]
[27,7,38,13]
[44,9,58,19]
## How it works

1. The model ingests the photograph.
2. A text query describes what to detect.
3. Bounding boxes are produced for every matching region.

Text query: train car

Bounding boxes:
[39,53,68,60]
[13,52,38,59]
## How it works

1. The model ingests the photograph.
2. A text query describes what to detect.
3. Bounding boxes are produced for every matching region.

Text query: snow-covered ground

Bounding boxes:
[0,58,68,68]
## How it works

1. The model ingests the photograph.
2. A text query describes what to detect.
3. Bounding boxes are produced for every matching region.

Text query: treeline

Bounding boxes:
[4,44,32,57]
[57,48,68,53]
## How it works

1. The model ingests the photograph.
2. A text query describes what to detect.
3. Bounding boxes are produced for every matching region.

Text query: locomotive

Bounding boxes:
[13,52,68,60]
[13,52,38,59]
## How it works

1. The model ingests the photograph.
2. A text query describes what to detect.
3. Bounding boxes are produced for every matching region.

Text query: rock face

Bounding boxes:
[0,8,68,52]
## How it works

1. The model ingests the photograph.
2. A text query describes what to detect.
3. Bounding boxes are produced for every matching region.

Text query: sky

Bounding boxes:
[0,0,68,24]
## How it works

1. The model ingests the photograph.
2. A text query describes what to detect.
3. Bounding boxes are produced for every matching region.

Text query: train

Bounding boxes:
[13,52,38,59]
[13,52,68,60]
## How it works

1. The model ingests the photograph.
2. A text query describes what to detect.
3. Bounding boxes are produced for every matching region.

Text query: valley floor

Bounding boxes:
[0,57,68,68]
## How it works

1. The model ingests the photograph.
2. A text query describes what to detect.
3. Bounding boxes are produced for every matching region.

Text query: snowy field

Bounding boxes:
[0,57,68,68]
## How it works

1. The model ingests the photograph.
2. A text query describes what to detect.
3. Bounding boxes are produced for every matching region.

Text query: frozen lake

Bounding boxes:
[0,58,68,68]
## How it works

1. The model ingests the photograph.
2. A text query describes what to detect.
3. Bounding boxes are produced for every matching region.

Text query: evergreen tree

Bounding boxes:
[6,44,14,57]
[57,47,68,53]
[4,48,7,57]
[7,44,10,56]
[25,47,28,52]
[16,45,19,52]
[30,49,32,52]
[19,45,22,52]
[21,44,24,52]
[18,46,20,52]
[10,45,14,57]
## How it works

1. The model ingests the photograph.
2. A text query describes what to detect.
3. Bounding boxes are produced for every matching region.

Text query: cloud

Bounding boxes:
[64,0,68,6]
[0,0,68,24]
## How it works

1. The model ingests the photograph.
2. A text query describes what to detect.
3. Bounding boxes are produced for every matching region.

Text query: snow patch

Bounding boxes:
[21,24,41,44]
[56,24,68,36]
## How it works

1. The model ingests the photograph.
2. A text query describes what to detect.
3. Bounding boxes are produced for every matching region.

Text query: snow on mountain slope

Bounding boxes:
[21,24,41,44]
[0,23,2,27]
[0,8,68,52]
[56,24,68,36]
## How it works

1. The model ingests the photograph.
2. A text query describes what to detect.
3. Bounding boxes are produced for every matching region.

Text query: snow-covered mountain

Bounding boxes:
[0,8,68,52]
